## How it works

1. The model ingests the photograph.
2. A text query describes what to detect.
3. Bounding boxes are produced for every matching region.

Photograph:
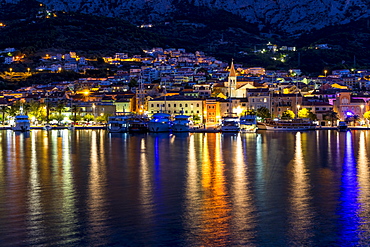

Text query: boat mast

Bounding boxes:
[137,73,144,116]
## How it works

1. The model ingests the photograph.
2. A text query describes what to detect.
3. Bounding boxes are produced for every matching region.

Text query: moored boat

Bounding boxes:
[337,121,349,132]
[12,115,31,132]
[257,118,317,131]
[240,114,258,133]
[172,115,193,132]
[43,124,53,131]
[107,115,130,133]
[148,113,172,132]
[128,116,149,133]
[220,114,240,132]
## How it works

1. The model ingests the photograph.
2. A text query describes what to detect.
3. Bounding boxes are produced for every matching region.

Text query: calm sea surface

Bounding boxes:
[0,129,369,246]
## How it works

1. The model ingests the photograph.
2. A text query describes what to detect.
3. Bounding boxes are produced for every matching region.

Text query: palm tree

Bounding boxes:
[325,111,339,127]
[71,104,80,124]
[0,105,9,125]
[8,103,20,118]
[256,107,271,120]
[53,100,66,124]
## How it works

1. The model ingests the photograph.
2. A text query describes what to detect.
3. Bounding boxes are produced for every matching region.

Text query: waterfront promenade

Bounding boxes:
[1,124,370,132]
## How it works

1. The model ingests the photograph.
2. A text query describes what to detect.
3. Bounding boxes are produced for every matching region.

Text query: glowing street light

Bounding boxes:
[324,70,327,77]
[297,104,300,118]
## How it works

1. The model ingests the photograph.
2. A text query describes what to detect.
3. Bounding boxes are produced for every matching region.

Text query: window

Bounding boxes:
[197,111,199,113]
[157,104,159,107]
[180,104,182,107]
[185,104,188,107]
[174,104,176,107]
[185,110,188,113]
[264,98,267,102]
[168,104,170,107]
[242,103,246,106]
[151,104,154,107]
[323,107,326,110]
[197,104,199,107]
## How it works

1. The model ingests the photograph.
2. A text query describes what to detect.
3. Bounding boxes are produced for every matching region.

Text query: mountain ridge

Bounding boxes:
[2,0,369,34]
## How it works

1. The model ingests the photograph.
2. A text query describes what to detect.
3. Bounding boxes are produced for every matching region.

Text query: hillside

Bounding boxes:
[1,0,370,78]
[4,0,369,34]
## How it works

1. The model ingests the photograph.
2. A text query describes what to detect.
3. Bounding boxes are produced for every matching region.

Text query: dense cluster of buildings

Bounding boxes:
[2,47,370,126]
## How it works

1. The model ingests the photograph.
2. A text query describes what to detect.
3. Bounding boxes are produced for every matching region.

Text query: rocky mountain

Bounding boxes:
[2,0,369,34]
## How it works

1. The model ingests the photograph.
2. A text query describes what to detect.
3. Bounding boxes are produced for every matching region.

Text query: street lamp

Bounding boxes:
[324,70,327,77]
[297,104,300,118]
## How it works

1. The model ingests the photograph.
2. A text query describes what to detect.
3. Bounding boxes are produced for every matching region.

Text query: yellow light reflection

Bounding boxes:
[27,130,46,241]
[88,130,108,242]
[199,134,230,246]
[139,138,154,224]
[288,132,313,244]
[60,129,78,235]
[357,131,370,244]
[231,134,256,243]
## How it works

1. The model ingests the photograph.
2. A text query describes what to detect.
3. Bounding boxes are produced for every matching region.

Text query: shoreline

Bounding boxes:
[2,125,370,132]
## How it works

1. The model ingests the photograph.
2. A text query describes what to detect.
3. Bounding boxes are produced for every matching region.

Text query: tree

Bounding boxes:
[83,114,94,123]
[307,112,317,121]
[0,105,9,125]
[71,105,80,123]
[364,111,370,120]
[298,108,310,118]
[364,111,370,126]
[298,108,317,121]
[281,110,295,119]
[53,100,66,124]
[324,111,339,127]
[256,107,271,120]
[244,109,257,115]
[128,78,138,88]
[96,113,110,123]
[28,101,44,122]
[346,114,360,126]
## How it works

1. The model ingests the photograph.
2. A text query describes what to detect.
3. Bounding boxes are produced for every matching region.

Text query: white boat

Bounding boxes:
[107,115,130,133]
[12,115,31,132]
[337,121,349,132]
[148,113,172,132]
[220,114,240,132]
[172,115,193,132]
[257,118,317,131]
[43,124,52,131]
[240,114,258,133]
